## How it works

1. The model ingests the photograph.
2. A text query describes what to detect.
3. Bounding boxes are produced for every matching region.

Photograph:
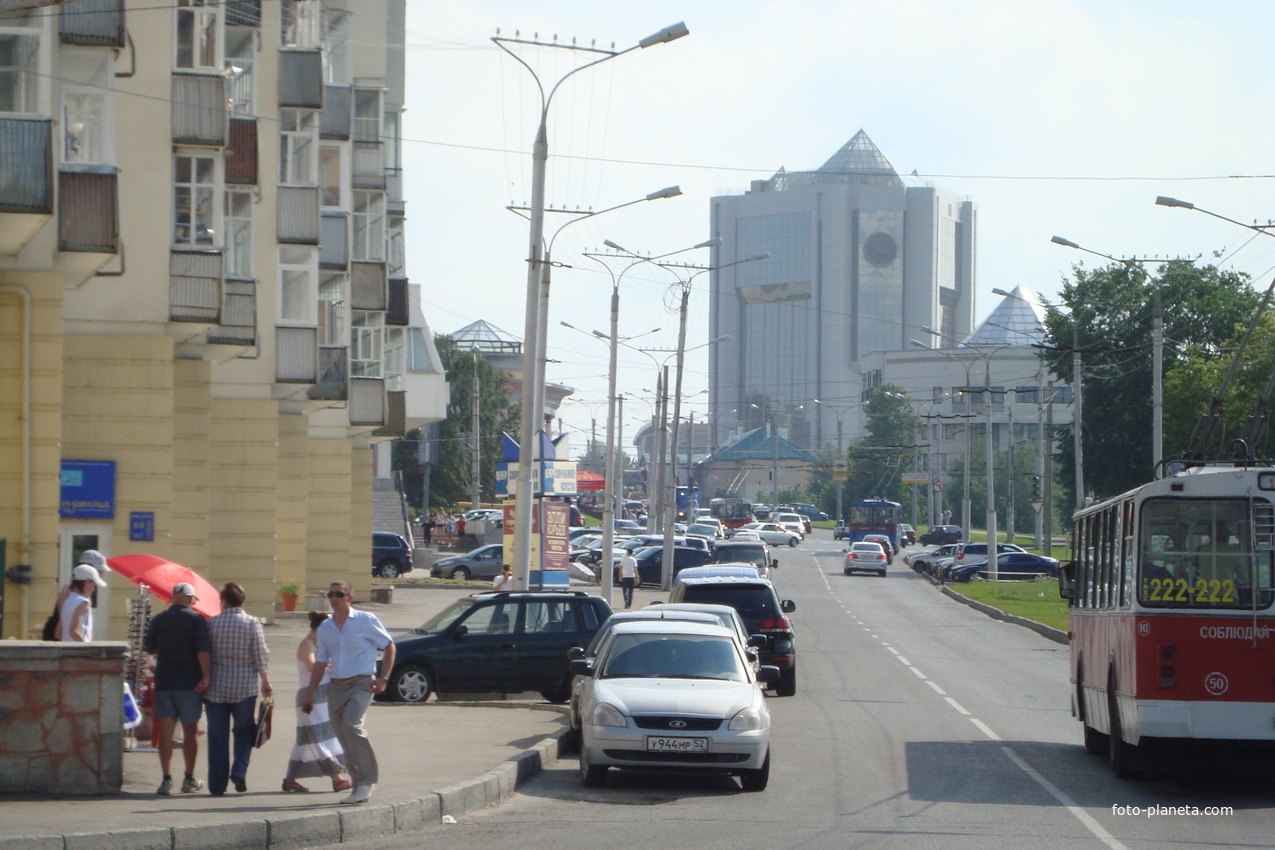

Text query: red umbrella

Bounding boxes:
[106,554,222,618]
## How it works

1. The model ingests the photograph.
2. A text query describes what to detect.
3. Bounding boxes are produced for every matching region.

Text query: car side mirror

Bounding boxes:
[748,634,767,648]
[771,559,779,570]
[745,648,759,663]
[1058,561,1076,604]
[566,646,585,660]
[452,624,468,639]
[781,600,796,613]
[569,659,593,677]
[756,665,781,683]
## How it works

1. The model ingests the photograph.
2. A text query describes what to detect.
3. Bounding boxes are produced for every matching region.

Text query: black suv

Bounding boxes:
[625,545,713,586]
[918,525,963,545]
[386,591,612,704]
[372,532,413,578]
[668,576,798,696]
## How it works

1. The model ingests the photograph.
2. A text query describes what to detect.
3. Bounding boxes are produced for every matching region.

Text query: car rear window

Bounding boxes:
[678,584,779,624]
[712,544,767,568]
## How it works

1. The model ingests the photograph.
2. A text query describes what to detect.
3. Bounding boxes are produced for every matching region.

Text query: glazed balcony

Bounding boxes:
[349,376,386,427]
[59,0,125,47]
[206,278,256,346]
[275,325,317,383]
[169,250,223,323]
[172,73,228,147]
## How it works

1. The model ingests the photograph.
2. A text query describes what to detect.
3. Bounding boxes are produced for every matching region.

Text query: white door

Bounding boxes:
[59,526,113,640]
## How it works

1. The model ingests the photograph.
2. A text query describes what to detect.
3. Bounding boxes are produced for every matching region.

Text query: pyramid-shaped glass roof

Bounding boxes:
[963,285,1046,347]
[765,130,902,192]
[452,319,522,354]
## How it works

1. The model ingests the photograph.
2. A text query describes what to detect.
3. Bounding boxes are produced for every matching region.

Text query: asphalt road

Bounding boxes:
[312,533,1275,850]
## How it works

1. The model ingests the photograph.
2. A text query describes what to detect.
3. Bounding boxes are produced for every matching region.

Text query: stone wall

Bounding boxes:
[0,641,126,794]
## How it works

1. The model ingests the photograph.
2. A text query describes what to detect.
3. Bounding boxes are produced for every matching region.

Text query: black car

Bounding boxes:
[918,525,963,545]
[668,576,798,697]
[949,552,1061,583]
[386,591,613,704]
[372,532,413,578]
[623,545,713,586]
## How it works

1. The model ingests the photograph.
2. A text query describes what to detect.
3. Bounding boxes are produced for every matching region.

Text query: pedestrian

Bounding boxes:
[456,515,467,546]
[492,563,514,592]
[47,550,108,641]
[443,513,456,547]
[282,611,352,793]
[301,581,395,805]
[618,551,638,609]
[421,514,434,545]
[204,582,272,796]
[144,582,211,796]
[58,563,107,642]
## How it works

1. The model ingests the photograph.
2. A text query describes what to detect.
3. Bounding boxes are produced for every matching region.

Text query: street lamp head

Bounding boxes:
[639,21,690,48]
[603,239,627,252]
[909,338,929,349]
[646,186,682,201]
[1050,235,1080,249]
[694,237,723,250]
[1155,195,1193,210]
[748,251,772,261]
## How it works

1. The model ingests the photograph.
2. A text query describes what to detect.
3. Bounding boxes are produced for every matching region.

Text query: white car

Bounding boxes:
[774,513,805,537]
[845,541,888,576]
[573,620,777,791]
[739,522,801,547]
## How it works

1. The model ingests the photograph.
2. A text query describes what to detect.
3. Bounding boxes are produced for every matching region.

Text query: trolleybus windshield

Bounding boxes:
[1140,498,1274,609]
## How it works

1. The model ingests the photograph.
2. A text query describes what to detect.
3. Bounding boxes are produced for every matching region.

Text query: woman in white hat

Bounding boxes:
[60,563,107,642]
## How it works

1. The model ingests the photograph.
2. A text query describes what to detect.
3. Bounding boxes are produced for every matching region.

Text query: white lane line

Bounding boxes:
[970,718,1001,741]
[907,666,927,679]
[944,697,970,715]
[999,746,1128,850]
[886,646,900,656]
[896,656,911,666]
[926,680,946,695]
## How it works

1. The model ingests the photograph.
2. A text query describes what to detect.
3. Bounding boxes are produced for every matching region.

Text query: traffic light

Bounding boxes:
[1032,474,1042,499]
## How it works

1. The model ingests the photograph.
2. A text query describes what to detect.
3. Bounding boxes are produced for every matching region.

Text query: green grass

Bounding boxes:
[954,580,1070,632]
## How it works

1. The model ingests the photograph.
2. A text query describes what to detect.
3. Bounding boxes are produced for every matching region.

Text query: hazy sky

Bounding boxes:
[402,1,1275,448]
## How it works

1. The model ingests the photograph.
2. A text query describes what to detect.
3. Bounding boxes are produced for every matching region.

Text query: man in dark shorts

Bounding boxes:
[144,582,211,796]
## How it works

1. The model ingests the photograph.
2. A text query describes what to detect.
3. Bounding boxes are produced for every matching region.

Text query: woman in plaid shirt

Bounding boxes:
[205,582,272,796]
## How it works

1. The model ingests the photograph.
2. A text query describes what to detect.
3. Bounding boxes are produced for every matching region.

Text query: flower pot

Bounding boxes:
[280,593,300,612]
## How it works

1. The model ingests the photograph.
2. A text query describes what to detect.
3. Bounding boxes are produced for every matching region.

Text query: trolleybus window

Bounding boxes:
[1139,498,1274,609]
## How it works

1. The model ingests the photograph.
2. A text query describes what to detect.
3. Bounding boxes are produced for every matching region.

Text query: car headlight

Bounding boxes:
[587,702,627,728]
[727,706,768,732]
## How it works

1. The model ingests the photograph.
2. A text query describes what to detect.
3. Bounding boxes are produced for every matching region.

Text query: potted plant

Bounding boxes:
[278,579,303,612]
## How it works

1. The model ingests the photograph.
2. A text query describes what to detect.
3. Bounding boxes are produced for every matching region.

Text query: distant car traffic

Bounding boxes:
[862,533,895,562]
[430,543,503,580]
[738,522,801,547]
[919,525,963,545]
[899,524,917,546]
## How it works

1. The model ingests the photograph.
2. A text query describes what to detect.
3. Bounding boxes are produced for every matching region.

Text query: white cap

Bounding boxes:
[72,564,108,587]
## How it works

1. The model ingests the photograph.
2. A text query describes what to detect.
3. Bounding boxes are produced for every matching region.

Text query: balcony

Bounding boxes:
[224,0,261,27]
[319,212,348,269]
[225,117,258,185]
[308,345,348,400]
[207,278,257,345]
[169,250,223,323]
[372,390,406,437]
[351,141,384,189]
[386,170,405,216]
[350,261,386,311]
[275,326,317,383]
[320,85,351,140]
[349,376,386,427]
[172,74,228,146]
[59,0,125,47]
[386,277,408,326]
[276,185,320,244]
[0,117,53,215]
[58,169,118,253]
[279,50,323,109]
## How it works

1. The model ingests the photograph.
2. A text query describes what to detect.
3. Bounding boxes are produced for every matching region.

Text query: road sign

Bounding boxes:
[832,459,848,481]
[1030,499,1044,515]
[932,481,944,492]
[901,473,929,486]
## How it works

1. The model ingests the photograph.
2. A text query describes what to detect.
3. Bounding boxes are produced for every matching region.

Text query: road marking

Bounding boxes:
[945,697,970,715]
[908,666,927,679]
[926,680,946,695]
[970,718,1000,740]
[896,656,910,666]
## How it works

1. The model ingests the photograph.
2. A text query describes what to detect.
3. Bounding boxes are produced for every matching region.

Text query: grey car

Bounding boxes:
[430,543,504,580]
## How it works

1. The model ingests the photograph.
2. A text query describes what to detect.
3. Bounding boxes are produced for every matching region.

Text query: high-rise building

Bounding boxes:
[708,130,975,452]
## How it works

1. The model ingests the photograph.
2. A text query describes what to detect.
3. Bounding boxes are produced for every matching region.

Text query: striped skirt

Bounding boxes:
[284,683,346,780]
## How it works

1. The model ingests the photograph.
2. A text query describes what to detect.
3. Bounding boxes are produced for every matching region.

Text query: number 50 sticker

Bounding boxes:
[1205,672,1229,696]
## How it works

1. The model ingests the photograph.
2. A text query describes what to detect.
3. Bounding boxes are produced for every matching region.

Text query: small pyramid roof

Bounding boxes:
[766,130,902,191]
[453,319,522,354]
[963,285,1046,347]
[710,426,817,463]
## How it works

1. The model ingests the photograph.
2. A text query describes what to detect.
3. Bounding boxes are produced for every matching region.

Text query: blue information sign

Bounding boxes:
[129,512,155,542]
[59,460,116,519]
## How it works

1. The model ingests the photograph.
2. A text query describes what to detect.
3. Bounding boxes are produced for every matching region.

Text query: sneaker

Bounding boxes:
[232,775,247,793]
[157,778,173,796]
[340,784,373,805]
[181,776,204,794]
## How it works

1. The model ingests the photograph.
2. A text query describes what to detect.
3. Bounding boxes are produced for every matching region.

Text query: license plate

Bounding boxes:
[645,736,708,753]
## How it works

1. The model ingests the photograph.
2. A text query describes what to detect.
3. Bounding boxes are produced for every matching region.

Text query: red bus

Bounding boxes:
[710,497,754,530]
[1062,464,1275,776]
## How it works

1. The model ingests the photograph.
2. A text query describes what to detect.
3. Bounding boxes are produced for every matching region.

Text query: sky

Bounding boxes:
[401,0,1275,452]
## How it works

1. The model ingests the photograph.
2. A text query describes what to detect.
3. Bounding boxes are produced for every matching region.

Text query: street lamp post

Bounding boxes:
[912,338,977,539]
[495,22,688,591]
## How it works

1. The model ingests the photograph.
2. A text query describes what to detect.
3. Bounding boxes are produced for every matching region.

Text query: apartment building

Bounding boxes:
[0,0,446,638]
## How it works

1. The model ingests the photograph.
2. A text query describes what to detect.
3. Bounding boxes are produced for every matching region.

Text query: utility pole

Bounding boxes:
[470,347,481,509]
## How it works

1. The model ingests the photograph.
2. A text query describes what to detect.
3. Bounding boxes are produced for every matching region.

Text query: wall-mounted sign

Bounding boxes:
[59,460,116,519]
[129,512,155,542]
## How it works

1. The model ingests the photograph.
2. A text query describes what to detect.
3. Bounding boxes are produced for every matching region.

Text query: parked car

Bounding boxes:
[908,543,959,576]
[730,530,763,543]
[863,533,895,562]
[711,540,773,576]
[463,508,503,523]
[573,619,776,790]
[387,591,612,703]
[430,543,503,580]
[786,502,829,522]
[845,541,888,576]
[952,542,1027,564]
[948,552,1062,583]
[899,524,917,546]
[919,525,963,545]
[372,532,413,579]
[796,514,813,535]
[668,576,797,696]
[738,522,801,547]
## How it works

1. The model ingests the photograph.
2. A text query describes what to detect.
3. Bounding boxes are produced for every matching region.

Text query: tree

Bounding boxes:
[1041,259,1259,501]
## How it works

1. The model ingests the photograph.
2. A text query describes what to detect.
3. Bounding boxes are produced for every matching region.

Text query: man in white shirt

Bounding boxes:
[618,552,639,609]
[301,581,395,805]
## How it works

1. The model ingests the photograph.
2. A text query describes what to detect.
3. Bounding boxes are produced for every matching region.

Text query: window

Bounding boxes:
[320,4,350,83]
[0,12,43,115]
[224,27,256,115]
[352,89,380,142]
[176,0,220,71]
[383,106,400,171]
[174,153,218,246]
[224,190,253,278]
[318,272,345,345]
[280,0,319,48]
[387,216,404,277]
[384,327,404,390]
[350,310,383,376]
[279,246,316,325]
[279,108,316,185]
[523,600,578,635]
[351,189,384,261]
[318,144,343,207]
[62,89,111,166]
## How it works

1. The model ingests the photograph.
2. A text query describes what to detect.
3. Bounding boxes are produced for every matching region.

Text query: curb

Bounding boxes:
[936,583,1069,645]
[0,725,570,850]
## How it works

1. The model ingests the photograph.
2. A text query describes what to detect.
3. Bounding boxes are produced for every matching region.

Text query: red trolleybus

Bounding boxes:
[1062,464,1275,776]
[710,497,754,531]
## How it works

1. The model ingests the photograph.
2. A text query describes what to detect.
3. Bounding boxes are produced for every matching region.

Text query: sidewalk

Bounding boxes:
[0,584,579,850]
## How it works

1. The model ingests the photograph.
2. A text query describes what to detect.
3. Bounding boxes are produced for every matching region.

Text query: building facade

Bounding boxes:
[708,130,976,453]
[0,0,446,639]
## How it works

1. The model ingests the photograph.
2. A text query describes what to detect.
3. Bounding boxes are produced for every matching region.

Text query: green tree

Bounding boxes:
[1041,259,1259,501]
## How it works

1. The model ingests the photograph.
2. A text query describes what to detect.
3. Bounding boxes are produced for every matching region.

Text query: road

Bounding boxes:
[317,533,1275,849]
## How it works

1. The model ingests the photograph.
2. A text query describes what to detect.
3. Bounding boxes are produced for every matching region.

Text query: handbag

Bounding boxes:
[253,696,273,749]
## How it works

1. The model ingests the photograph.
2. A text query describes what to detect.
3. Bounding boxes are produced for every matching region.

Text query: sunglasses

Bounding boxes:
[326,590,348,599]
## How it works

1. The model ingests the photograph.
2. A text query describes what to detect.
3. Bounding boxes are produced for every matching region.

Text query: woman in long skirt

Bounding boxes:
[281,611,351,792]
